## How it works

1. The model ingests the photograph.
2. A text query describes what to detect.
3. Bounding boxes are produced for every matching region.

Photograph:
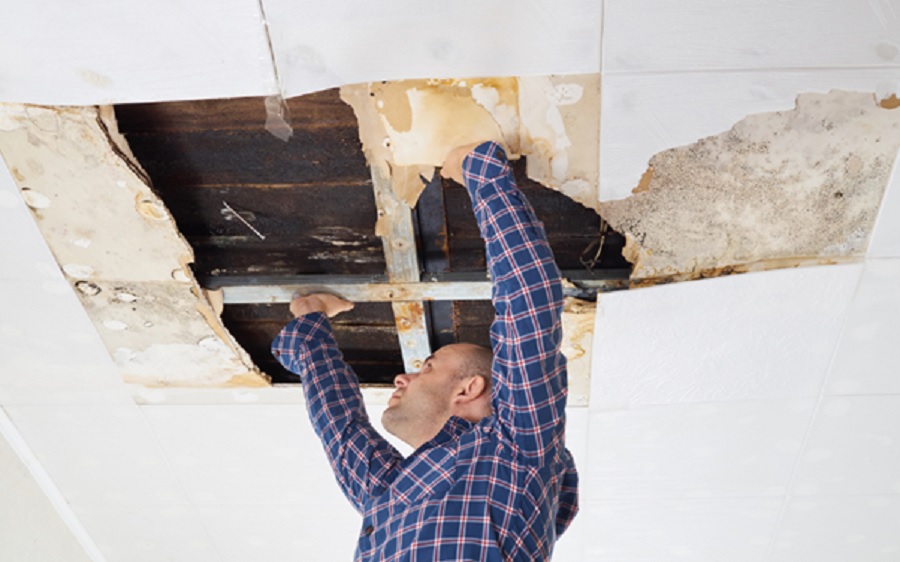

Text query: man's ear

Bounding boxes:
[454,375,487,404]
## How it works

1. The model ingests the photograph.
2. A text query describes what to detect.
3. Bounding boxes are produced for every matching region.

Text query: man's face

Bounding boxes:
[381,345,467,448]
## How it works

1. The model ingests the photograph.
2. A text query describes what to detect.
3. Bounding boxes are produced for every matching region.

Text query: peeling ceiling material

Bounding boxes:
[341,74,602,211]
[0,104,262,387]
[601,91,900,284]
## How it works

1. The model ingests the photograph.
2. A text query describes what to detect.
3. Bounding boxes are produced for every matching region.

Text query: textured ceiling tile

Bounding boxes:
[2,404,188,507]
[600,70,898,201]
[587,399,815,501]
[791,396,900,496]
[262,0,601,97]
[140,405,342,505]
[825,258,900,394]
[197,504,359,562]
[74,504,220,562]
[769,496,900,562]
[603,0,900,73]
[0,0,276,105]
[868,152,900,257]
[591,265,862,408]
[584,497,782,562]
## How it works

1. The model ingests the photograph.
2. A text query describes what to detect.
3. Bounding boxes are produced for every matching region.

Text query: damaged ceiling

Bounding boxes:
[0,82,629,389]
[0,84,897,391]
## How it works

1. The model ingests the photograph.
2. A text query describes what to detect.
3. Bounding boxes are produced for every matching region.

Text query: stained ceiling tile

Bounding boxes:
[602,0,900,73]
[586,399,816,501]
[0,0,276,105]
[599,70,898,201]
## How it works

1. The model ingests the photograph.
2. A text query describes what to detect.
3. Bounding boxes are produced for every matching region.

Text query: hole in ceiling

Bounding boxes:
[113,88,630,384]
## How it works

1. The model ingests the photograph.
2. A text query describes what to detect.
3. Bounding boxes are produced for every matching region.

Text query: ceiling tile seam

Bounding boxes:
[134,405,205,511]
[254,0,284,96]
[0,406,108,562]
[760,264,866,559]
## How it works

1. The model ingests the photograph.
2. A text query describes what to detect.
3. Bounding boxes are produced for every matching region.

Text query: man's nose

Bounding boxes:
[393,373,411,388]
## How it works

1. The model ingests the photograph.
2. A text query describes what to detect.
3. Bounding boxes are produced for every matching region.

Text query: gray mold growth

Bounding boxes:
[601,91,900,284]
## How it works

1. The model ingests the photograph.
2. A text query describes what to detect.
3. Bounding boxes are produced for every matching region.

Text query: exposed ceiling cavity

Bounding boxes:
[1,84,896,392]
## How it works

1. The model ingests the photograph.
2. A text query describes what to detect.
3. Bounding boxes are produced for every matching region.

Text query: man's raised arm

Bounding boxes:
[271,294,402,512]
[447,141,568,463]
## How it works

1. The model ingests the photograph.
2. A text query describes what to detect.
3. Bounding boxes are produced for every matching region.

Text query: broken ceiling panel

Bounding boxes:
[342,74,602,211]
[600,70,898,201]
[113,89,624,386]
[261,0,602,97]
[0,0,276,105]
[0,104,262,387]
[601,91,900,283]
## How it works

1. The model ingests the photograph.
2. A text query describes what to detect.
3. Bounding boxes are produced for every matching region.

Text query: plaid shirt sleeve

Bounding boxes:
[271,313,403,513]
[462,142,568,464]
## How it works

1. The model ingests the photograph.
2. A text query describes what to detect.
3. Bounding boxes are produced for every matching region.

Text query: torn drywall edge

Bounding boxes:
[340,75,602,211]
[601,90,900,284]
[0,103,265,387]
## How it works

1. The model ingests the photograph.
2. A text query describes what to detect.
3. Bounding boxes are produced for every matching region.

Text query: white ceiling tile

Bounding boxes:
[2,404,187,506]
[592,265,861,408]
[584,497,782,562]
[769,496,900,562]
[825,258,900,394]
[74,504,219,562]
[0,277,130,405]
[587,399,815,501]
[603,0,900,73]
[600,70,898,201]
[868,152,900,257]
[0,0,277,105]
[140,405,346,505]
[197,503,359,562]
[791,396,900,496]
[0,163,61,282]
[261,0,601,97]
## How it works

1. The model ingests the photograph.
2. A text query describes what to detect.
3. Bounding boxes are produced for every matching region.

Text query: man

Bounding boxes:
[272,141,578,561]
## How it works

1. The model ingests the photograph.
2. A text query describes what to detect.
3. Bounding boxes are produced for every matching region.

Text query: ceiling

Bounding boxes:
[2,1,900,561]
[112,91,626,383]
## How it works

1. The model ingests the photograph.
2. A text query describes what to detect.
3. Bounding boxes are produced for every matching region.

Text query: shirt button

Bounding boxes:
[273,350,281,357]
[364,526,374,536]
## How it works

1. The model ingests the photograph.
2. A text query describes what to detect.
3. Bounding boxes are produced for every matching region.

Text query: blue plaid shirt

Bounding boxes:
[272,142,578,561]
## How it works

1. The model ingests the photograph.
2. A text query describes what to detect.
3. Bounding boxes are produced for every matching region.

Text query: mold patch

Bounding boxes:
[601,90,900,284]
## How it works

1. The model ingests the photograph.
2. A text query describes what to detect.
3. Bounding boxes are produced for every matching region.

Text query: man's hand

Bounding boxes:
[440,142,486,186]
[290,293,354,319]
